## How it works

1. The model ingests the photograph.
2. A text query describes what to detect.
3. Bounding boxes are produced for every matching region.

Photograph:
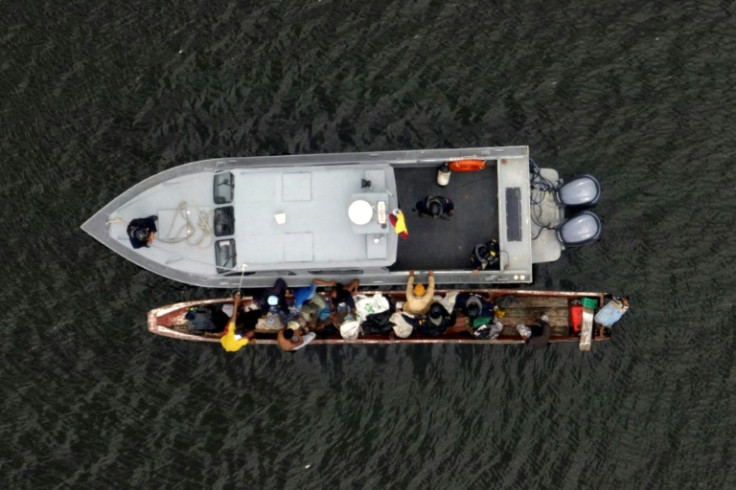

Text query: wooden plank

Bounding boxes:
[579,307,594,351]
[499,308,568,325]
[495,295,570,308]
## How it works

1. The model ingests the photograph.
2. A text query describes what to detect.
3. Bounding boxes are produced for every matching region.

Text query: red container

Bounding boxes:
[570,304,583,334]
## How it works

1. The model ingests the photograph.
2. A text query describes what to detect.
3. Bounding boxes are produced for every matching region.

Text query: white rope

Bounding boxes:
[105,217,125,226]
[157,201,214,249]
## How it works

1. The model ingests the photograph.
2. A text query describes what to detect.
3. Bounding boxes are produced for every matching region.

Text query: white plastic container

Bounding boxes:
[594,298,629,327]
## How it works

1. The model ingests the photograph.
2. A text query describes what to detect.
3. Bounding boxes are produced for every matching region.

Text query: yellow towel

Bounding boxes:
[389,209,408,239]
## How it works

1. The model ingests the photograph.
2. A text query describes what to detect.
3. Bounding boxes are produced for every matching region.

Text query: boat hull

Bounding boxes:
[148,288,615,350]
[83,147,566,287]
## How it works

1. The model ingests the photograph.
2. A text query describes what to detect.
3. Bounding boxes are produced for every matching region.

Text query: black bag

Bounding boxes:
[361,310,394,335]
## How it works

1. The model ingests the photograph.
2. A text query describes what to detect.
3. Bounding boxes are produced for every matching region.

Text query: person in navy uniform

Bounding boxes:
[415,196,454,218]
[127,216,158,249]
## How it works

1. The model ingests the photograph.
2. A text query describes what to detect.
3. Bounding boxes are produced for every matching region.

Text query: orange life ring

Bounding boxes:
[448,159,486,172]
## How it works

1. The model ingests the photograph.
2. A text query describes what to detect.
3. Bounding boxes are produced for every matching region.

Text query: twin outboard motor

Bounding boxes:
[556,174,602,248]
[556,174,601,207]
[557,210,602,247]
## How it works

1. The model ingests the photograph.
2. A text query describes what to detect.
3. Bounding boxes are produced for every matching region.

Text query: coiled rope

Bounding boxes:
[157,201,214,249]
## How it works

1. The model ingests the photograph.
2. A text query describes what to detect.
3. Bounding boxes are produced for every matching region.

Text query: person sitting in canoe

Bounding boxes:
[277,321,316,352]
[516,314,551,350]
[220,292,255,352]
[253,278,289,313]
[457,293,496,320]
[417,302,455,336]
[127,215,157,249]
[403,270,435,315]
[311,278,360,315]
[185,305,230,335]
[415,196,454,218]
[295,283,331,329]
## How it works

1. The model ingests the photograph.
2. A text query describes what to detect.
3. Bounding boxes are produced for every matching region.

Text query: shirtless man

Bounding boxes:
[277,321,316,352]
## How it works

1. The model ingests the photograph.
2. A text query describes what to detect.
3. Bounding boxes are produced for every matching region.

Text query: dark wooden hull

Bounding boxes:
[148,289,614,349]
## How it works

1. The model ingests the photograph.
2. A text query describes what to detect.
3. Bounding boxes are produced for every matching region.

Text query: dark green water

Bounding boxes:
[3,0,736,488]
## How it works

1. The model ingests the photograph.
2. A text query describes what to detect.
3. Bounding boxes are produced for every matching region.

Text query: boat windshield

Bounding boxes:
[215,239,236,273]
[214,206,234,236]
[214,172,234,204]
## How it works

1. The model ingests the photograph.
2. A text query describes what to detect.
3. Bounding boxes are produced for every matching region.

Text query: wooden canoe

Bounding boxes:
[148,289,623,350]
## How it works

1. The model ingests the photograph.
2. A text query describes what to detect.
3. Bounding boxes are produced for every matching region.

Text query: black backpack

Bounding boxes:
[361,310,395,335]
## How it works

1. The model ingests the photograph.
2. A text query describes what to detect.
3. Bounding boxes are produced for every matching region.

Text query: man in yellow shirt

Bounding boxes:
[220,292,255,352]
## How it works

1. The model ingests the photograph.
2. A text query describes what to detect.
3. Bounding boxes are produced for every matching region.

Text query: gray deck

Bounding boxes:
[232,164,398,271]
[392,166,498,271]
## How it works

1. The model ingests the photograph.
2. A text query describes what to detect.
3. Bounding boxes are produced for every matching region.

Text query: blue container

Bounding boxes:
[594,298,629,327]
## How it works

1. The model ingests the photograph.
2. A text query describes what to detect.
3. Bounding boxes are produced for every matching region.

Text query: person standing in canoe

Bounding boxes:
[220,292,255,352]
[403,270,435,315]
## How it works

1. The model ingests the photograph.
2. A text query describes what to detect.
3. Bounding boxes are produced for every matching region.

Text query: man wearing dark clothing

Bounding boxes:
[127,216,158,249]
[236,307,264,331]
[456,293,495,319]
[185,304,231,334]
[415,196,455,218]
[253,278,289,313]
[418,302,455,336]
[525,315,551,350]
[330,282,357,311]
[312,278,360,312]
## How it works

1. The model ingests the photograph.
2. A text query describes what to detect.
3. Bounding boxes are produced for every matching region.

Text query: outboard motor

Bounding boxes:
[557,210,602,247]
[556,174,601,207]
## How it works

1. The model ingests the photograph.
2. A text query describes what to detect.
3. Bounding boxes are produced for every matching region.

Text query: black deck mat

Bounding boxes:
[390,166,499,271]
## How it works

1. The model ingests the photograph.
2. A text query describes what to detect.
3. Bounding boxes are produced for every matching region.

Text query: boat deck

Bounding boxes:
[391,165,498,271]
[83,147,569,288]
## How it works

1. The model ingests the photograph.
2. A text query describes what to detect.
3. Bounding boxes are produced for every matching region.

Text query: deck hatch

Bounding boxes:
[213,172,234,204]
[505,187,522,241]
[214,206,234,237]
[282,173,312,201]
[215,239,237,273]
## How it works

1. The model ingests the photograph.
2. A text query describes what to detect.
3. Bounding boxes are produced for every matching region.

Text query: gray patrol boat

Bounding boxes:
[81,146,602,288]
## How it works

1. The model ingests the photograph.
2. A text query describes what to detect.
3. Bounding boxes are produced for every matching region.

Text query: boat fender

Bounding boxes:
[448,159,486,172]
[436,163,451,186]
